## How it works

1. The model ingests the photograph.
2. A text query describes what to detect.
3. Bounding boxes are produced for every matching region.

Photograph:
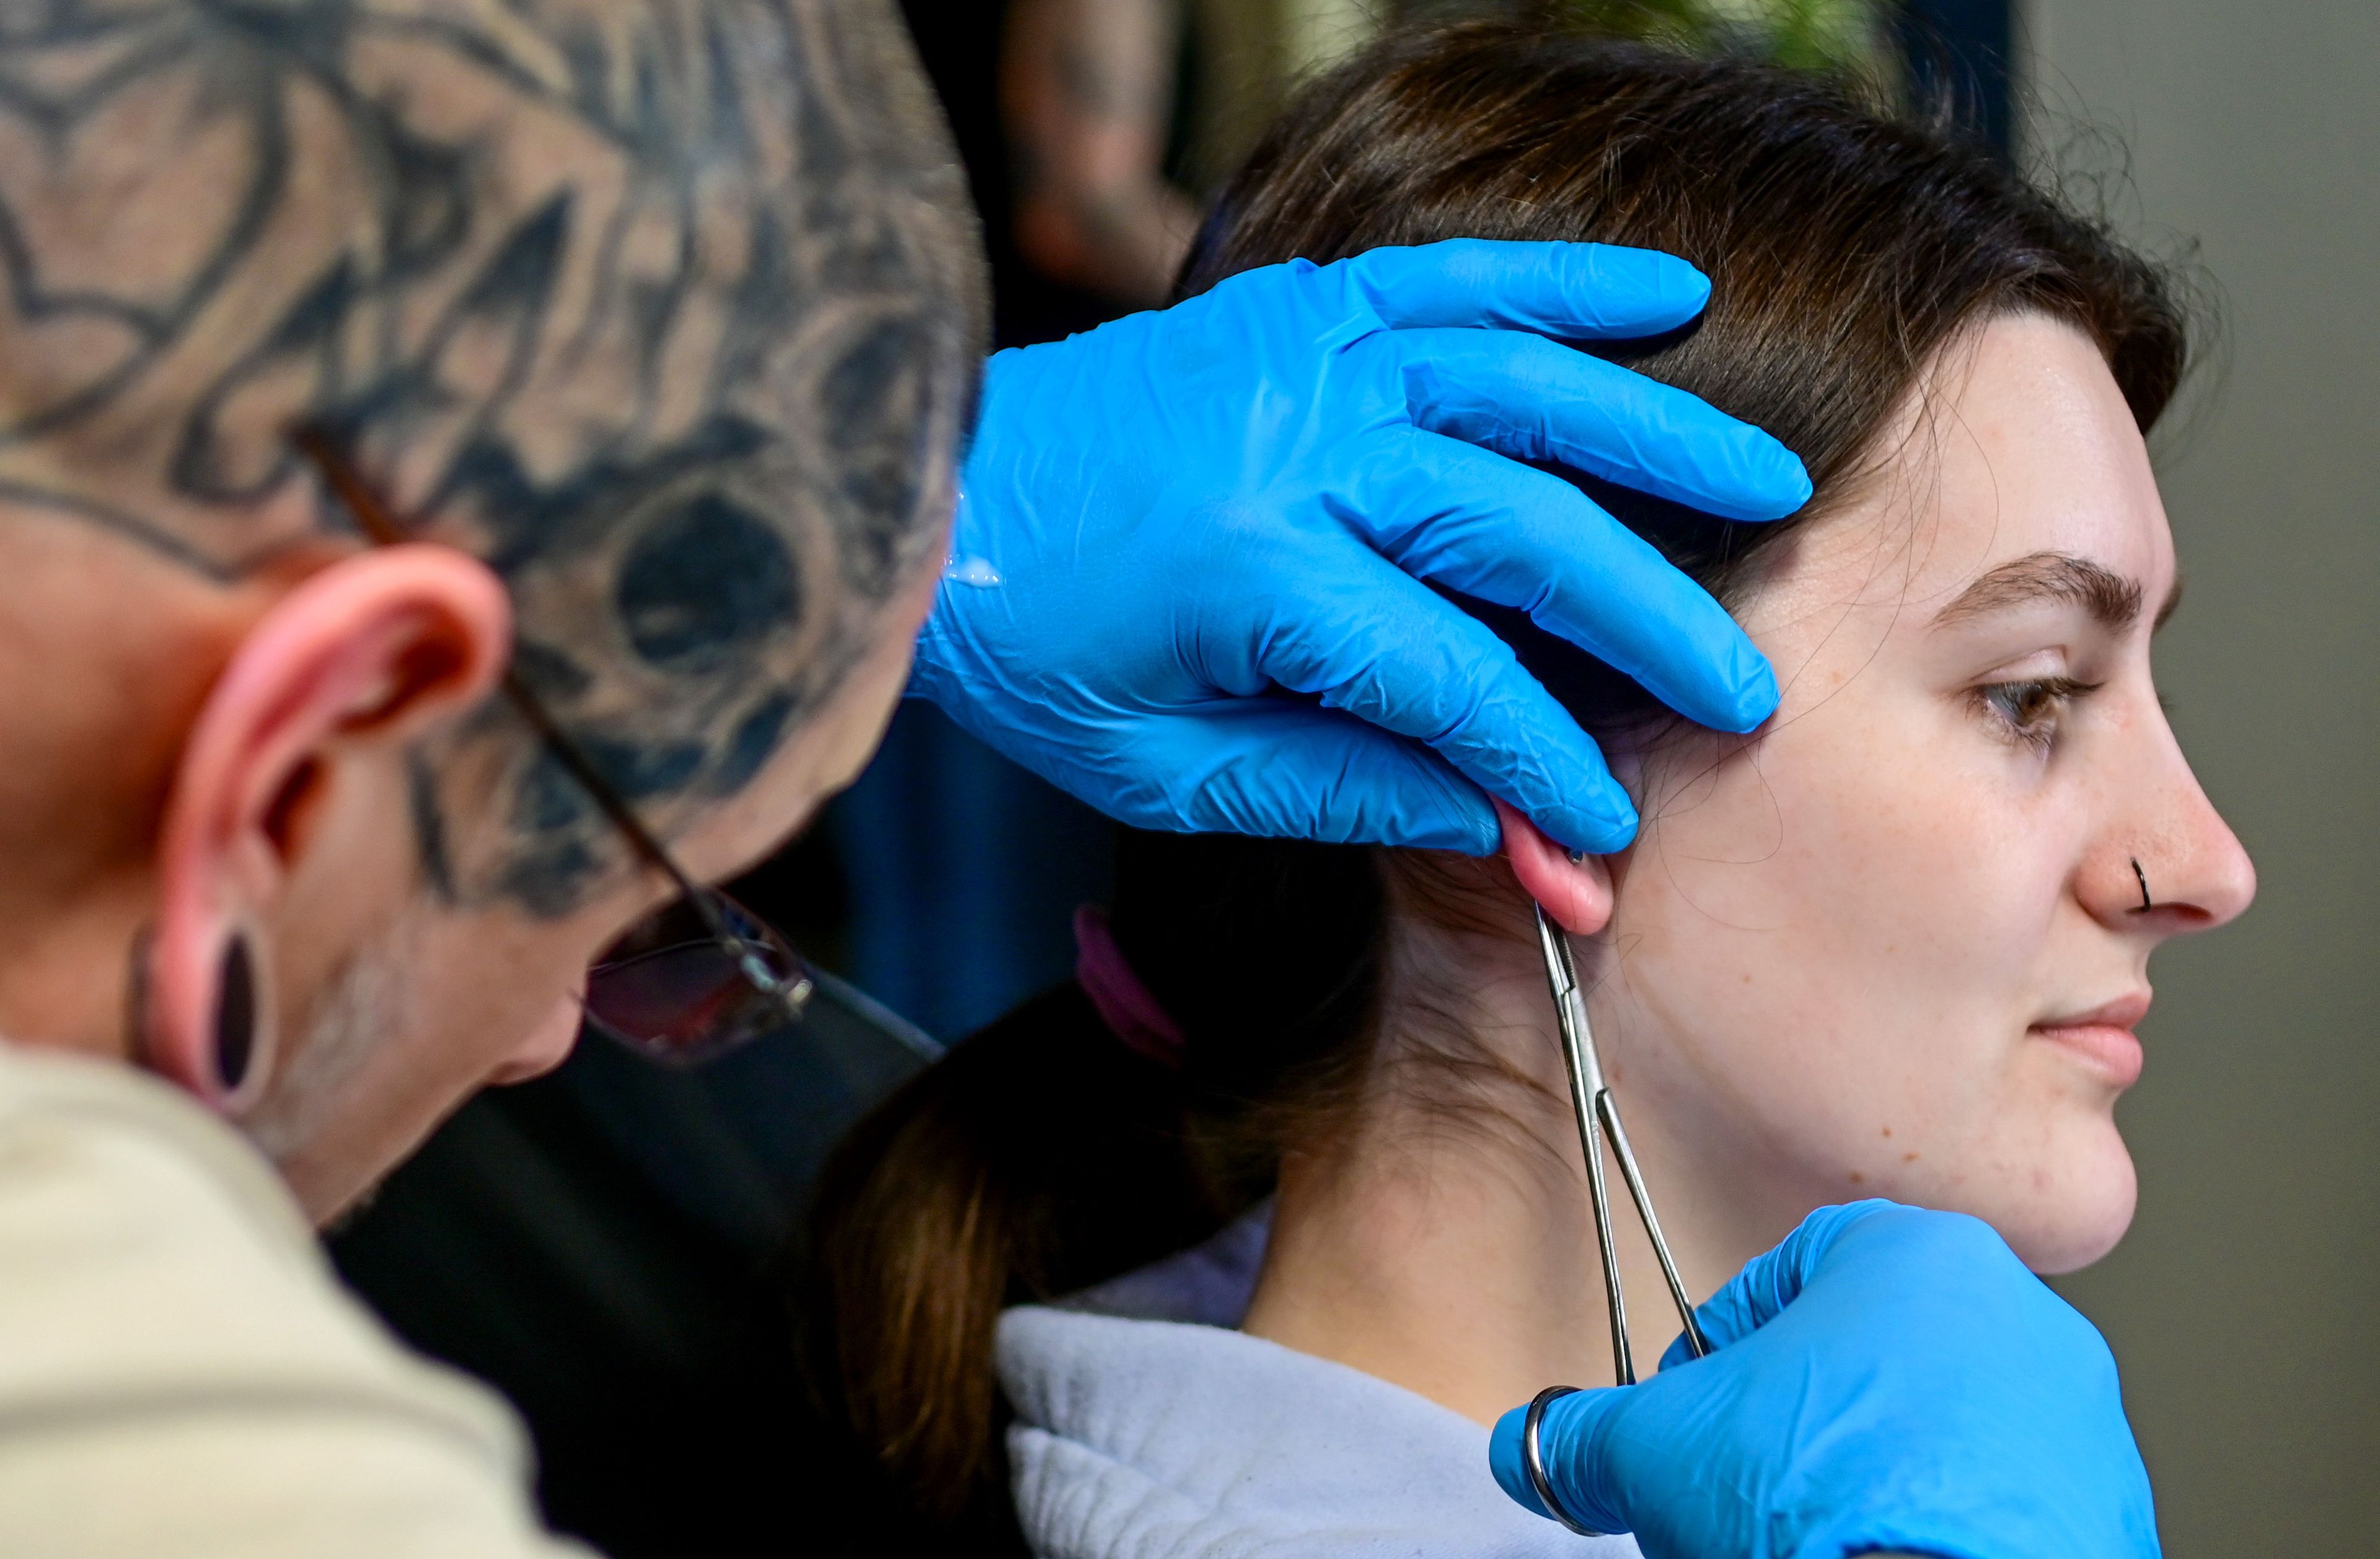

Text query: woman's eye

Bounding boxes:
[1976,677,2100,749]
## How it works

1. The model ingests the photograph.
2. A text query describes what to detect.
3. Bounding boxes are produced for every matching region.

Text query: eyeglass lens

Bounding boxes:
[583,890,813,1065]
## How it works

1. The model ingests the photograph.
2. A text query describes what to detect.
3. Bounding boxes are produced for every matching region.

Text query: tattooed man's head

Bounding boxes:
[0,0,984,1216]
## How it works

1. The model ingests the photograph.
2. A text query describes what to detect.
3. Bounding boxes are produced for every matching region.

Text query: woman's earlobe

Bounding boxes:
[1494,800,1615,937]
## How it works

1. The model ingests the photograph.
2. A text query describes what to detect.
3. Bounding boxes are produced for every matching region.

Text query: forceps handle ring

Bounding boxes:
[1521,1385,1607,1537]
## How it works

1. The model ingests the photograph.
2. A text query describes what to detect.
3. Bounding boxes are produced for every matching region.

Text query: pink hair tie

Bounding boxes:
[1072,905,1186,1068]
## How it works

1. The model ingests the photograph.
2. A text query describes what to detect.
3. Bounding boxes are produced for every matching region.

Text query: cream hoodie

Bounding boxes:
[0,1040,583,1558]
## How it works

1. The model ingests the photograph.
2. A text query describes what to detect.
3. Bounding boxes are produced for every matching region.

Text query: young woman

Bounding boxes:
[803,24,2255,1556]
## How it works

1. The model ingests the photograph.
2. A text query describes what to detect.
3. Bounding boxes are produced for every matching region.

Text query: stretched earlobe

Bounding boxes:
[1495,800,1616,937]
[136,913,279,1115]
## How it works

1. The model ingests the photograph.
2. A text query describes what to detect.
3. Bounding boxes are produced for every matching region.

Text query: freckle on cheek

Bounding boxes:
[1880,1125,1893,1138]
[1848,1170,1866,1185]
[1903,1151,1919,1163]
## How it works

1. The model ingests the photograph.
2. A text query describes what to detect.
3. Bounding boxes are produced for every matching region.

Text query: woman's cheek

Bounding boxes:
[1637,721,2034,1179]
[1608,840,1910,1195]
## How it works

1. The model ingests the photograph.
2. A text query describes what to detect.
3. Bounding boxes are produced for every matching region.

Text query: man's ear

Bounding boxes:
[141,547,511,1112]
[1494,799,1615,937]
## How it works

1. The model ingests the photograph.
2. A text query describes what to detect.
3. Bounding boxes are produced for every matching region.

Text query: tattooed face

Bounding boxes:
[0,0,984,914]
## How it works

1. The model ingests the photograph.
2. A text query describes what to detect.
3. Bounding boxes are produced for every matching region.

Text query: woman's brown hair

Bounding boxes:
[800,21,2187,1550]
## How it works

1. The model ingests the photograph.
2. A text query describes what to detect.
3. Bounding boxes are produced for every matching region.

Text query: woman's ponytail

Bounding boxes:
[800,830,1386,1545]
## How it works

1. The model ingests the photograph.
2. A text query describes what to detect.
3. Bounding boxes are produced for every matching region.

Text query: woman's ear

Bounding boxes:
[141,546,511,1112]
[1494,799,1615,937]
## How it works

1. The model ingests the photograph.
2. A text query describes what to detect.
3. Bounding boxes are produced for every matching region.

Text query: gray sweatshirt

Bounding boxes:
[995,1214,1640,1559]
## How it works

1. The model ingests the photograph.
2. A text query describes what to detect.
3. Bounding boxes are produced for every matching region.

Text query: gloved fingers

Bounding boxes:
[1488,1388,1635,1535]
[1816,1201,2045,1310]
[1336,430,1778,733]
[1119,701,1503,850]
[1237,547,1639,851]
[1332,237,1714,338]
[1389,327,1812,521]
[1660,1232,1813,1363]
[1657,1199,1908,1364]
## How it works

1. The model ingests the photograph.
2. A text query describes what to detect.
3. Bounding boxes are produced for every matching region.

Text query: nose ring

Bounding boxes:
[2130,858,2153,913]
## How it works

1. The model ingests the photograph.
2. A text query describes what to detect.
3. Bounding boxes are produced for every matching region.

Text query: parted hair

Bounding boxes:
[798,20,2188,1550]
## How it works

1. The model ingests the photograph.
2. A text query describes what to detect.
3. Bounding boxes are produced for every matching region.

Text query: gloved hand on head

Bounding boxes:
[911,238,1810,855]
[1489,1200,2163,1559]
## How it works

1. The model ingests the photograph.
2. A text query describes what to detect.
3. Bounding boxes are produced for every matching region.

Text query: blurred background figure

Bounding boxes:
[329,2,2378,1557]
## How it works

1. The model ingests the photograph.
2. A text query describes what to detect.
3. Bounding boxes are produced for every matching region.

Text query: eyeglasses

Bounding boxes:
[291,428,814,1066]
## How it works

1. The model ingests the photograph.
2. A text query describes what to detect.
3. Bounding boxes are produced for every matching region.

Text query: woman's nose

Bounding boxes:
[2087,730,2257,936]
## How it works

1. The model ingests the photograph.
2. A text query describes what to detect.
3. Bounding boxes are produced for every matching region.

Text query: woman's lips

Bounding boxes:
[2030,992,2151,1087]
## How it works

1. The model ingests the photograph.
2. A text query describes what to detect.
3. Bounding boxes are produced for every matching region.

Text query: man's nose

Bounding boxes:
[488,992,584,1085]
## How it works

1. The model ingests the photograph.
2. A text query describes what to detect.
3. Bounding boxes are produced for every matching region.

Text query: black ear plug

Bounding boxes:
[1568,849,1585,865]
[214,934,258,1094]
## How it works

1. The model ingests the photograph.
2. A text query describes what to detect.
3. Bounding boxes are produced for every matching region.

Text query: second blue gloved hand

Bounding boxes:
[911,239,1810,854]
[1489,1201,2161,1559]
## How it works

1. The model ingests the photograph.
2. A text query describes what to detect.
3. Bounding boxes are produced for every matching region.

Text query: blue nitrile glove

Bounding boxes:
[910,239,1810,854]
[1489,1201,2160,1559]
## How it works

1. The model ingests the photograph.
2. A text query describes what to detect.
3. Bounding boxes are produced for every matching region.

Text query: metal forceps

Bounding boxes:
[1520,903,1709,1535]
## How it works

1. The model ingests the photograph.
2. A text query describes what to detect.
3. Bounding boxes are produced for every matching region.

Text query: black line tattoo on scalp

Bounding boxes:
[0,0,985,915]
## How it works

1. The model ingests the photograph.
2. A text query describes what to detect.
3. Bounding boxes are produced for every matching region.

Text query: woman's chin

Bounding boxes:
[1998,1132,2140,1275]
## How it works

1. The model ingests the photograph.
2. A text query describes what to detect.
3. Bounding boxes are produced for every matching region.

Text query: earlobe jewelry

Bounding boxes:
[2130,858,2153,913]
[133,917,278,1114]
[213,933,260,1095]
[198,924,278,1112]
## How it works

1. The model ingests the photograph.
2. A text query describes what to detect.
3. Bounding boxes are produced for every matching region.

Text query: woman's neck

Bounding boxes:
[1239,918,1793,1427]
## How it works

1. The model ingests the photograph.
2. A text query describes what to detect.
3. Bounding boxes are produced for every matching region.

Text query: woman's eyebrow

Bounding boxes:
[1931,551,2149,633]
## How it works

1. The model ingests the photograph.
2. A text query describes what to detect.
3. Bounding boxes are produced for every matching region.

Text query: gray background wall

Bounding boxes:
[2021,2,2379,1548]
